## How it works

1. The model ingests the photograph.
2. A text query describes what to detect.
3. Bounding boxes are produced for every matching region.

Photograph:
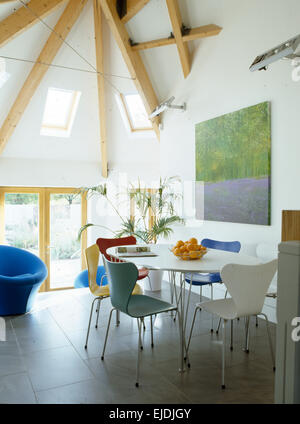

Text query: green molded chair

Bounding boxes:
[101,258,183,387]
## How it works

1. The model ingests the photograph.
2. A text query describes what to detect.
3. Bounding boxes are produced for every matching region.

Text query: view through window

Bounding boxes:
[4,193,39,255]
[121,93,153,131]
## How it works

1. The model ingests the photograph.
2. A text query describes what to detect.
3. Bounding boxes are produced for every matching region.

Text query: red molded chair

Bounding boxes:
[96,236,150,284]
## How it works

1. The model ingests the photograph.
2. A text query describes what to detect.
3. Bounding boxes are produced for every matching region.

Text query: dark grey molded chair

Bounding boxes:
[101,258,184,387]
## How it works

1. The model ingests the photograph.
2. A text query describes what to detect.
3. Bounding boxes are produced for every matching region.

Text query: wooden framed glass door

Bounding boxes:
[0,187,87,292]
[44,188,87,291]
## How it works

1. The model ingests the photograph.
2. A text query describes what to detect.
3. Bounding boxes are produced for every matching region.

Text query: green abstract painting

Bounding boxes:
[195,102,271,225]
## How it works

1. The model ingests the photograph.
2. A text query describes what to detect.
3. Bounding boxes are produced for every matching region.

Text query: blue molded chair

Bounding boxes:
[74,266,108,289]
[101,258,182,387]
[0,245,48,316]
[185,238,241,332]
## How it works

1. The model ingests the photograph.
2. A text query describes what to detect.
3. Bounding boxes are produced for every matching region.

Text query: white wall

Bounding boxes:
[158,0,300,254]
[154,0,300,322]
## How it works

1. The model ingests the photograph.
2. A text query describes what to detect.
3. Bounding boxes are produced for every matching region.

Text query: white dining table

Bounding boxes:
[106,243,261,372]
[106,243,260,273]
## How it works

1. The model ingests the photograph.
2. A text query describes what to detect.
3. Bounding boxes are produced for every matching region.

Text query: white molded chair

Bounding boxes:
[187,259,278,389]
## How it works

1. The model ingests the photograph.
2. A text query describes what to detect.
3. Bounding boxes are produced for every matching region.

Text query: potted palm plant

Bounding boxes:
[78,176,184,290]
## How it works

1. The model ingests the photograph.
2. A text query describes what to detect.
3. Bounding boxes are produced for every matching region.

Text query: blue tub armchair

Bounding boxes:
[0,245,48,316]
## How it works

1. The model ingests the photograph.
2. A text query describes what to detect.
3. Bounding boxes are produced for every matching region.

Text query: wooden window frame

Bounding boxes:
[0,186,87,292]
[129,188,157,231]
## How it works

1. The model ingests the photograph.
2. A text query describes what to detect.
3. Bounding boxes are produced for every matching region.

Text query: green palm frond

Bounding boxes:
[115,217,136,238]
[134,230,152,244]
[77,223,114,241]
[150,215,184,240]
[78,223,95,241]
[78,176,185,244]
[77,184,107,199]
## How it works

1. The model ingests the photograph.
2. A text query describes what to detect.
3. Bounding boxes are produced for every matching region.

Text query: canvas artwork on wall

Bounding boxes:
[195,101,271,225]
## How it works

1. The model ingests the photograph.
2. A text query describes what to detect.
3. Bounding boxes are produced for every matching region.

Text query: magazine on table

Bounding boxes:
[116,246,158,257]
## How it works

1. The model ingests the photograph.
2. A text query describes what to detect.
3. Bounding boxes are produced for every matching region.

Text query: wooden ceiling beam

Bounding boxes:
[183,24,222,42]
[93,0,108,178]
[131,24,222,51]
[0,0,68,49]
[99,0,160,141]
[121,0,150,24]
[0,0,88,155]
[166,0,190,78]
[132,36,175,51]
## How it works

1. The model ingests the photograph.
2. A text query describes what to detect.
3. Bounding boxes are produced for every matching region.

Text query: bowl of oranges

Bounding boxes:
[171,238,207,260]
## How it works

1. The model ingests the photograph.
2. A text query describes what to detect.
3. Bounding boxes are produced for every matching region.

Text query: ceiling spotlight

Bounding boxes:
[149,96,186,119]
[250,33,300,72]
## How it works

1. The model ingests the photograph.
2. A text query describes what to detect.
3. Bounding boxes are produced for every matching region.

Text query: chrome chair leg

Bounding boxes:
[216,289,228,334]
[259,312,275,370]
[185,305,200,360]
[244,316,250,353]
[177,309,185,372]
[150,315,154,348]
[210,284,214,332]
[85,297,98,349]
[116,309,120,326]
[101,307,115,360]
[199,286,203,311]
[184,274,193,337]
[146,275,153,291]
[169,272,174,304]
[95,298,102,329]
[136,317,143,387]
[95,298,100,314]
[230,320,233,351]
[173,275,184,322]
[137,318,144,350]
[169,272,175,317]
[222,319,227,389]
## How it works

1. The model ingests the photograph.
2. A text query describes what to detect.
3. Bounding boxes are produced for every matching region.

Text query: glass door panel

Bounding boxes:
[4,193,39,255]
[49,193,82,289]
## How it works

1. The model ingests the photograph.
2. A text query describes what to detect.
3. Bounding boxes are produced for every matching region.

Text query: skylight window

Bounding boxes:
[121,93,152,131]
[41,87,81,137]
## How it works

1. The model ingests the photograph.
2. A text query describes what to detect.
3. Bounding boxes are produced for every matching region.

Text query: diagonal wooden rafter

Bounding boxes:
[131,24,222,51]
[166,0,190,78]
[121,0,150,24]
[99,0,160,141]
[93,0,108,178]
[0,0,68,49]
[0,0,88,155]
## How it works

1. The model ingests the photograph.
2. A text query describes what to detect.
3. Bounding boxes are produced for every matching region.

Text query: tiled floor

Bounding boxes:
[0,282,276,404]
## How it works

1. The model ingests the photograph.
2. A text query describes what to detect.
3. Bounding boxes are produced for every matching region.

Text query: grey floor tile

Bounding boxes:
[0,323,26,377]
[0,346,26,377]
[0,373,36,404]
[9,308,56,329]
[36,378,113,404]
[85,352,190,404]
[0,286,276,404]
[23,345,94,391]
[12,321,70,354]
[66,325,133,360]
